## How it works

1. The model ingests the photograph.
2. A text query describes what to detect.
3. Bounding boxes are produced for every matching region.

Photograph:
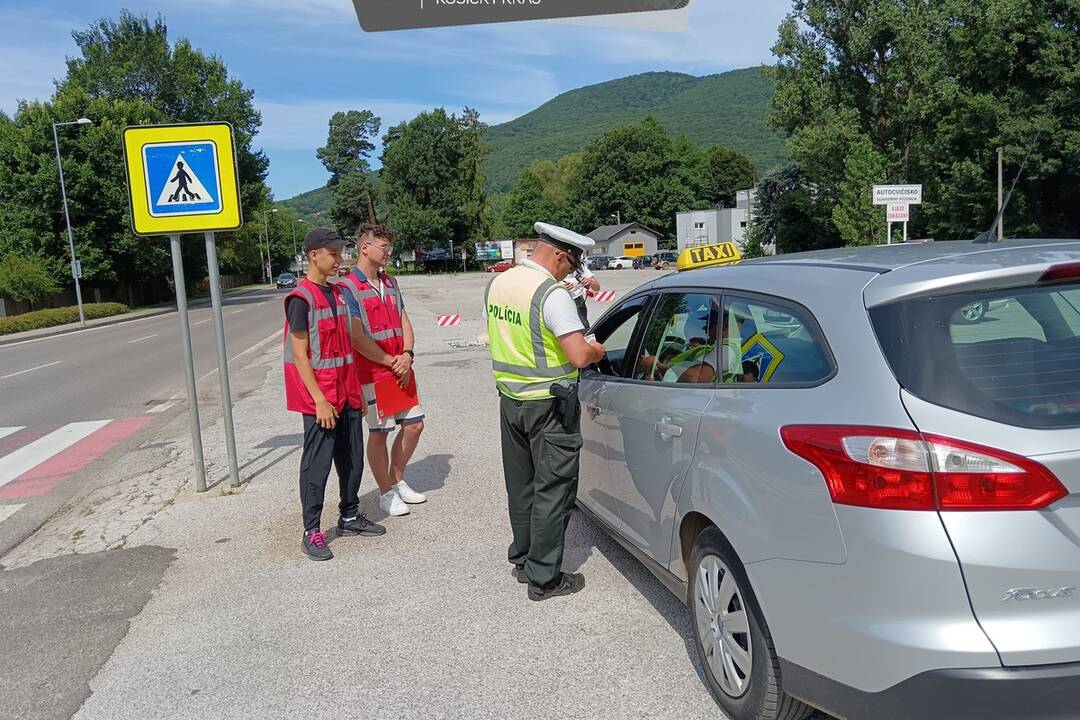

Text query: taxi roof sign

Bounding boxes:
[122,122,242,236]
[676,242,742,271]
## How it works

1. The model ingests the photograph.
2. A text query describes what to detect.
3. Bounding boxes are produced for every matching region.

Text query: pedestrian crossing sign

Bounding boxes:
[122,122,242,236]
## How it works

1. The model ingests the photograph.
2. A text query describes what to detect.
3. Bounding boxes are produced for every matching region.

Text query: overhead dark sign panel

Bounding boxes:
[353,0,690,32]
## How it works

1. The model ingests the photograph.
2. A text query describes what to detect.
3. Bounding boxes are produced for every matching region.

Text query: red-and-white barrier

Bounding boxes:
[589,291,617,302]
[435,314,461,327]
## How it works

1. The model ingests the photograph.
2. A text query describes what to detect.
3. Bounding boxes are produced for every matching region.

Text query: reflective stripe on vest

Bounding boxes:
[282,279,362,413]
[339,270,406,383]
[282,284,353,370]
[486,265,577,401]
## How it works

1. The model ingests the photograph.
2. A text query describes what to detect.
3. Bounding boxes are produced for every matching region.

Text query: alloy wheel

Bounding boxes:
[695,555,753,698]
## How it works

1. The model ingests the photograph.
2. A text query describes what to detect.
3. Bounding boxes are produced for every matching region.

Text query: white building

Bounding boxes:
[676,190,756,252]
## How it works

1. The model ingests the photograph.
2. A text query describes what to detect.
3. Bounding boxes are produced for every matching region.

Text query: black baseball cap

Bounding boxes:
[303,227,350,253]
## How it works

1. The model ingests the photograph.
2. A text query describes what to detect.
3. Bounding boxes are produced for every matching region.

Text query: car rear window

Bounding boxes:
[870,281,1080,429]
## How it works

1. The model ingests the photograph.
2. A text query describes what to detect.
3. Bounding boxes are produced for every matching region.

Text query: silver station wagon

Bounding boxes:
[577,239,1080,720]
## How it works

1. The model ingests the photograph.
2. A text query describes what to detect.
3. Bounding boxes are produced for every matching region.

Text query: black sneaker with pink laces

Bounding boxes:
[302,530,333,561]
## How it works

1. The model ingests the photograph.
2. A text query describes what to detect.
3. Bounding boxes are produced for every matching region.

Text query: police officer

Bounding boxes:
[486,222,605,601]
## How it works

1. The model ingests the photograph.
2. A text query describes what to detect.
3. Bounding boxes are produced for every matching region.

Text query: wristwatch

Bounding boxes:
[403,349,415,358]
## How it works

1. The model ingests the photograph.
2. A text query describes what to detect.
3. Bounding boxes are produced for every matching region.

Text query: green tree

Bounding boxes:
[769,0,1080,243]
[378,108,489,254]
[569,117,703,238]
[703,146,756,208]
[741,223,768,259]
[0,11,270,297]
[832,136,891,246]
[0,253,61,308]
[502,169,565,239]
[317,110,381,237]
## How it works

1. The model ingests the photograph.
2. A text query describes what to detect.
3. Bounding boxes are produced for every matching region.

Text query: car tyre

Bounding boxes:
[661,261,670,269]
[689,528,812,720]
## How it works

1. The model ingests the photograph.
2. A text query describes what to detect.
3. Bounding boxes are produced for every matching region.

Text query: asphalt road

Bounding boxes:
[0,286,287,428]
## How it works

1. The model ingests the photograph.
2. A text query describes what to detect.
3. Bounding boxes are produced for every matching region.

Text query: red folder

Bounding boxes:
[373,372,419,421]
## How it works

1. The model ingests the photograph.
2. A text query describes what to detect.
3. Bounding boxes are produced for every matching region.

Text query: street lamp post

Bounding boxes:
[52,118,92,326]
[292,218,306,273]
[262,208,278,284]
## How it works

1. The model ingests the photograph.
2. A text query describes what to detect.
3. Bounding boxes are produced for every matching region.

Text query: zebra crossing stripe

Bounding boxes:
[0,427,25,441]
[0,503,25,526]
[0,420,111,489]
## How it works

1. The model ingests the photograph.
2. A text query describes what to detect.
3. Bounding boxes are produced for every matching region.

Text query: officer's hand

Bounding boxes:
[589,340,606,363]
[315,398,338,430]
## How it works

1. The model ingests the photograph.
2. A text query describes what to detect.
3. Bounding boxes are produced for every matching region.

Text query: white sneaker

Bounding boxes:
[395,480,427,504]
[379,489,410,516]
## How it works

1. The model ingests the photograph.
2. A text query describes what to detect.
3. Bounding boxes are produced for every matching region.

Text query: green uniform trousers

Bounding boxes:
[499,393,582,591]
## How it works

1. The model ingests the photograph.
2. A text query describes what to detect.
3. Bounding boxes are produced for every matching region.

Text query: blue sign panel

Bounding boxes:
[142,140,222,217]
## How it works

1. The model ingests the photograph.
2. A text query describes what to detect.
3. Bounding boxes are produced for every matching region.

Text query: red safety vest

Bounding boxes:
[282,278,364,414]
[338,269,405,384]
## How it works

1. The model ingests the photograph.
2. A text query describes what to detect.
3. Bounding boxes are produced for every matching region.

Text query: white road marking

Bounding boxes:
[127,334,158,344]
[0,420,111,489]
[229,308,245,315]
[193,319,211,326]
[0,504,25,525]
[0,312,169,349]
[0,427,26,440]
[0,361,62,380]
[143,330,281,414]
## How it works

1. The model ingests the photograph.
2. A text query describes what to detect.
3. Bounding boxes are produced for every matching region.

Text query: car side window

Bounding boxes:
[722,295,833,385]
[633,293,720,385]
[591,296,649,378]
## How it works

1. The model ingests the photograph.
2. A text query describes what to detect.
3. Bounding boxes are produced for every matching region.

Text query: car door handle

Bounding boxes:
[586,404,602,418]
[655,417,683,440]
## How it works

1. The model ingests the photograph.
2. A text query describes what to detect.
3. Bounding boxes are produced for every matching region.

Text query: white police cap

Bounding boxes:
[534,222,595,257]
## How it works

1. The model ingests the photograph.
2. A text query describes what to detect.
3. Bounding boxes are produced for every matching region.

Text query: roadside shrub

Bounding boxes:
[0,303,129,336]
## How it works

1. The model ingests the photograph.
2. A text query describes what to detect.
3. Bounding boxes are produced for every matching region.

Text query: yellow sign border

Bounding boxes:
[122,122,242,236]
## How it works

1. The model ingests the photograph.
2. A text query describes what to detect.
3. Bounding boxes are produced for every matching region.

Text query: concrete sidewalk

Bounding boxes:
[0,285,268,346]
[2,272,822,720]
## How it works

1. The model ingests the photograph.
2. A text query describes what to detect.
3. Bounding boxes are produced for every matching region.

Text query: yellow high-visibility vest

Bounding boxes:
[486,265,577,400]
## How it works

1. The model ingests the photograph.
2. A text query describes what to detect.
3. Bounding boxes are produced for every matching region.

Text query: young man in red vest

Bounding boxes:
[338,223,426,518]
[284,228,386,561]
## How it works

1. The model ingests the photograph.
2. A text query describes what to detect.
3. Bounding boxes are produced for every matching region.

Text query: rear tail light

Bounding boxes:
[780,425,1068,511]
[1039,262,1080,283]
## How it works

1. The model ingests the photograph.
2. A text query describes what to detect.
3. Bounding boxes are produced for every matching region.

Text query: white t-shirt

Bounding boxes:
[562,264,596,300]
[519,259,585,337]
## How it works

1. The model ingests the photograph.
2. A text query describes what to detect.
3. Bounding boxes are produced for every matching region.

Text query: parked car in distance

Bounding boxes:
[608,256,635,270]
[587,255,614,271]
[956,297,1012,322]
[653,250,680,269]
[275,272,297,289]
[487,260,513,273]
[633,254,654,270]
[578,238,1080,720]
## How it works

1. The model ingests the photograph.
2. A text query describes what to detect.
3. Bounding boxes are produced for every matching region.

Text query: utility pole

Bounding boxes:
[262,209,278,283]
[52,118,93,326]
[997,147,1004,241]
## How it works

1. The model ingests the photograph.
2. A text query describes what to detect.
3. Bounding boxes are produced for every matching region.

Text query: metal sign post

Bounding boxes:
[205,231,241,488]
[123,122,244,494]
[169,234,207,492]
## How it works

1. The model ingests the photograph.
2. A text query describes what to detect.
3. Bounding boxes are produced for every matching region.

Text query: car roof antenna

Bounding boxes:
[974,105,1054,244]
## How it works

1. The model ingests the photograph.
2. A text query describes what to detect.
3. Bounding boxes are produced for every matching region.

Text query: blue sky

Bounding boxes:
[0,0,791,200]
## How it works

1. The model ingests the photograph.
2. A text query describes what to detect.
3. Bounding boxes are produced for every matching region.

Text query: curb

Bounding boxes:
[0,287,270,347]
